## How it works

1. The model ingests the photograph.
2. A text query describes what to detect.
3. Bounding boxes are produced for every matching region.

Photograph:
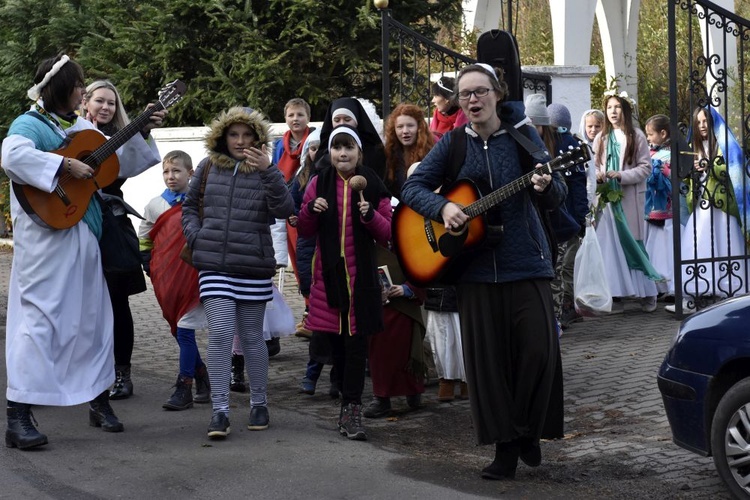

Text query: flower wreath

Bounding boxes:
[603,88,637,109]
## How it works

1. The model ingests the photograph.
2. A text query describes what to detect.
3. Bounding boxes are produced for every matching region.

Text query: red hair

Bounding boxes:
[384,104,434,186]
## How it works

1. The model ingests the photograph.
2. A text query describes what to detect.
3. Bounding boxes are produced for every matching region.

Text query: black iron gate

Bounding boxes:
[669,0,750,316]
[378,8,551,120]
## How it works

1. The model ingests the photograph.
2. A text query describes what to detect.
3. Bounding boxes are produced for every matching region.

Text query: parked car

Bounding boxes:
[658,294,750,499]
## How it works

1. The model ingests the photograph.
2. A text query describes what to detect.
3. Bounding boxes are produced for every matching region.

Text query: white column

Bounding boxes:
[462,0,503,34]
[696,0,737,108]
[549,0,599,66]
[596,0,642,101]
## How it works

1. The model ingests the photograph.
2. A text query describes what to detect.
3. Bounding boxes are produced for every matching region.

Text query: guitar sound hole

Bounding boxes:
[438,230,468,257]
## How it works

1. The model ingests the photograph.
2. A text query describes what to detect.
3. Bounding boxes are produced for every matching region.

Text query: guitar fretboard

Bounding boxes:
[86,103,165,167]
[463,163,554,218]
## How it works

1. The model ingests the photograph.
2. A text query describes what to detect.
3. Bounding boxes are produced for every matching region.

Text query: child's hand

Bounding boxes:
[244,144,271,171]
[358,200,373,221]
[694,158,707,172]
[606,171,621,181]
[311,197,328,213]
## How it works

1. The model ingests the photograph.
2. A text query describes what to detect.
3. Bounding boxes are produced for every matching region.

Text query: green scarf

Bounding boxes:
[604,132,662,281]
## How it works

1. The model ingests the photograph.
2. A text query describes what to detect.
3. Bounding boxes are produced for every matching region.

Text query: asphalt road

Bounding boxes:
[0,248,734,499]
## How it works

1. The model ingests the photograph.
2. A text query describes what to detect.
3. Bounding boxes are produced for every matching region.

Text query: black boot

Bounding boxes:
[89,391,124,432]
[230,355,247,393]
[163,375,194,411]
[481,441,519,480]
[5,402,48,450]
[194,364,211,404]
[266,337,281,357]
[109,365,133,400]
[518,437,542,467]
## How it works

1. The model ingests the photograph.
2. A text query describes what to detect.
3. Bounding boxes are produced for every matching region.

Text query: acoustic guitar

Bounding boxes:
[392,144,591,286]
[14,80,186,230]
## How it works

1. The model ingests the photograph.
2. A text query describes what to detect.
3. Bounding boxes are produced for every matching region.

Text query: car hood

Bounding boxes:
[667,294,750,373]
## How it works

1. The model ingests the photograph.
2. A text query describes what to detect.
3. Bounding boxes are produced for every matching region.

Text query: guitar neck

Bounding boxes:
[463,163,553,218]
[86,104,163,167]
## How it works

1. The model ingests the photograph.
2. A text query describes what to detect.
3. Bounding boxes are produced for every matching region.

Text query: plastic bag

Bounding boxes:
[263,285,295,340]
[574,223,612,316]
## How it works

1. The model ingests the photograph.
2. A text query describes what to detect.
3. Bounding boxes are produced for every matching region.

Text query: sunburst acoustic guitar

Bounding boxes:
[392,144,591,287]
[14,80,186,230]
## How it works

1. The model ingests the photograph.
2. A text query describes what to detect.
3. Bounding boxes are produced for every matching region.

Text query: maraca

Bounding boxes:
[350,175,367,203]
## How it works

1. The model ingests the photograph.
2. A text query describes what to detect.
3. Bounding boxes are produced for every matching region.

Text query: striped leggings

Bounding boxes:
[204,297,268,415]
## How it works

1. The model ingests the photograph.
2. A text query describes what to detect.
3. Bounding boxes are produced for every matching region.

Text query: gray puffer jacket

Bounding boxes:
[182,107,294,278]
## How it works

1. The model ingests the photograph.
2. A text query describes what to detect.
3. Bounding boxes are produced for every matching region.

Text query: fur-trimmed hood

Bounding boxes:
[204,106,272,172]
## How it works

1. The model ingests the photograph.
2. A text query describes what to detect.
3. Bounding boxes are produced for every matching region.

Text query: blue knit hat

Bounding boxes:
[547,102,572,132]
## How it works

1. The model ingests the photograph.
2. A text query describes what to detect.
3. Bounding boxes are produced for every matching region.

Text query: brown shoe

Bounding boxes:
[437,379,455,402]
[295,314,312,338]
[456,381,469,400]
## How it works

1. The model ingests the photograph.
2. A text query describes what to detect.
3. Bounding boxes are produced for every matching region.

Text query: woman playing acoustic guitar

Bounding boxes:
[1,54,165,449]
[400,63,566,480]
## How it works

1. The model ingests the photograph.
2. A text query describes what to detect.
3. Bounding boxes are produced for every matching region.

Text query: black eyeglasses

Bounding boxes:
[457,88,492,101]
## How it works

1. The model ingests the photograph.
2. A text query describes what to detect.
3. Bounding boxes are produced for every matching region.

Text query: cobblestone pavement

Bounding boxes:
[0,248,734,498]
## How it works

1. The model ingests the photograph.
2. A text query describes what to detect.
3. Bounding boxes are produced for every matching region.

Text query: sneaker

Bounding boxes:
[363,397,391,418]
[247,406,269,431]
[207,413,230,438]
[665,300,696,314]
[299,377,316,395]
[339,403,367,441]
[641,296,657,313]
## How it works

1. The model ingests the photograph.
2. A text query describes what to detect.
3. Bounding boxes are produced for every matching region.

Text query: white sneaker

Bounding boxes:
[665,300,696,314]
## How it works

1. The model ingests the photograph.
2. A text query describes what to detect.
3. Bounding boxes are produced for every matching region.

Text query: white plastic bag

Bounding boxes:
[574,223,612,316]
[271,218,289,267]
[263,284,295,340]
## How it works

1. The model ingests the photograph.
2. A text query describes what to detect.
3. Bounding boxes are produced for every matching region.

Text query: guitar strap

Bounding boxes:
[25,110,64,138]
[441,116,558,265]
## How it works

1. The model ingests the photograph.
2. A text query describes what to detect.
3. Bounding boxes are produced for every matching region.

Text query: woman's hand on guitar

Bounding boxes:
[532,164,552,192]
[142,105,167,134]
[441,202,467,231]
[63,157,94,180]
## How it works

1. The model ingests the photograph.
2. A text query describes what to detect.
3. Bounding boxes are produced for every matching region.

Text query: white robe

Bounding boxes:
[2,112,160,406]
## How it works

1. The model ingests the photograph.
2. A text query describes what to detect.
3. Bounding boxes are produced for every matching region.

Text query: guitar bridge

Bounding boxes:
[424,217,439,252]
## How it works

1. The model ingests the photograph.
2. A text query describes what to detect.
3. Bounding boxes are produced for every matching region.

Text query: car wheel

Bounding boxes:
[711,377,750,499]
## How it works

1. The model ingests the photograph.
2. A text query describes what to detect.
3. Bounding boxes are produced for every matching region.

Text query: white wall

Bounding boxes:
[121,123,321,226]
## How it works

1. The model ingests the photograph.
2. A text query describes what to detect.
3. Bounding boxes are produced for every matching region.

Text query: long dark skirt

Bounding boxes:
[457,279,559,446]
